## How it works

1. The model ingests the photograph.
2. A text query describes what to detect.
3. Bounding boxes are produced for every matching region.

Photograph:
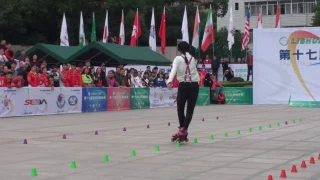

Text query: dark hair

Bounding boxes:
[10,61,17,65]
[51,65,57,69]
[17,71,24,76]
[6,71,13,75]
[178,41,190,64]
[78,63,84,68]
[70,62,76,66]
[48,75,54,79]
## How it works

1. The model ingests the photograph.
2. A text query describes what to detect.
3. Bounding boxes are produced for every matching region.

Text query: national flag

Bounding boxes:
[257,6,263,29]
[119,10,125,45]
[159,7,166,54]
[227,6,234,50]
[91,12,96,42]
[181,5,189,43]
[60,13,69,46]
[149,7,156,51]
[79,11,85,47]
[130,9,142,46]
[241,5,250,51]
[275,2,281,28]
[201,5,214,52]
[192,6,200,51]
[102,10,109,43]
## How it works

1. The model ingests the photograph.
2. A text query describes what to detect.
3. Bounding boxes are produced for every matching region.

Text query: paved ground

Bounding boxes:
[1,105,320,180]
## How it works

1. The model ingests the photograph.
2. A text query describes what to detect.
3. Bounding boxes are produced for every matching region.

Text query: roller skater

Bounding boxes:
[167,41,200,143]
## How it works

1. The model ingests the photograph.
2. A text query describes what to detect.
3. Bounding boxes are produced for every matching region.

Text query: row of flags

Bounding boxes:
[228,2,281,51]
[59,6,215,55]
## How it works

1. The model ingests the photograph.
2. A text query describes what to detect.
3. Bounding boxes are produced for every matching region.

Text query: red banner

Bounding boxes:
[107,88,130,111]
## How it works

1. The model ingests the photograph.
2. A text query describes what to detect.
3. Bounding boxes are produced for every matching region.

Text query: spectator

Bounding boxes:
[3,65,9,75]
[4,44,15,61]
[0,71,13,87]
[40,67,50,87]
[60,63,69,87]
[16,61,28,86]
[216,89,225,104]
[68,63,82,87]
[221,58,229,81]
[0,40,6,49]
[149,71,157,83]
[48,75,55,90]
[10,61,17,78]
[82,67,95,87]
[50,66,61,87]
[152,66,159,75]
[129,68,135,87]
[201,64,207,77]
[133,71,144,88]
[154,72,166,88]
[204,73,222,102]
[85,60,91,69]
[203,55,212,64]
[106,70,119,87]
[164,73,169,84]
[212,56,220,77]
[118,68,126,87]
[242,57,246,64]
[95,67,107,87]
[41,60,47,68]
[12,72,25,88]
[27,65,40,87]
[89,67,97,84]
[31,55,39,67]
[225,67,234,81]
[100,63,106,77]
[198,71,205,87]
[0,64,4,77]
[247,51,253,81]
[237,58,242,64]
[115,66,125,86]
[145,66,151,74]
[0,47,8,64]
[17,50,26,61]
[142,72,151,87]
[124,69,131,87]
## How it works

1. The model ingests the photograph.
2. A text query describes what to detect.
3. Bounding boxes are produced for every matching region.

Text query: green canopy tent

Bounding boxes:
[26,44,82,65]
[66,41,171,66]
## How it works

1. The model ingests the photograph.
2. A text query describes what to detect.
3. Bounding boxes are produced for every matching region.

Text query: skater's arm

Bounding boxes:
[167,58,179,84]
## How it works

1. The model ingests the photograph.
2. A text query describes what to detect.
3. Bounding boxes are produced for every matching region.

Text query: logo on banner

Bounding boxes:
[56,94,66,109]
[0,95,13,115]
[24,99,47,105]
[68,96,78,106]
[279,36,288,46]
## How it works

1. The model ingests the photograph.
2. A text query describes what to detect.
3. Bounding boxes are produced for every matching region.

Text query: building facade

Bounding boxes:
[217,0,316,30]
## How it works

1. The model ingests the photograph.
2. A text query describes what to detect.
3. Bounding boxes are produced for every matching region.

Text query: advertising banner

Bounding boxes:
[82,88,107,112]
[196,87,210,106]
[107,88,130,111]
[212,87,253,105]
[149,88,178,108]
[0,88,25,117]
[130,88,150,109]
[58,87,82,114]
[253,27,320,104]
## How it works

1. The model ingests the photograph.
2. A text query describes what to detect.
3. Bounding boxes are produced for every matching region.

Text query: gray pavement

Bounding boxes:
[1,105,320,180]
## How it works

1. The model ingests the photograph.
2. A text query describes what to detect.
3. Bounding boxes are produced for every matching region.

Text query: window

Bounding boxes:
[235,3,239,10]
[298,3,304,13]
[268,4,275,15]
[251,5,259,16]
[262,5,267,15]
[305,2,314,14]
[280,4,285,14]
[285,4,291,14]
[292,3,298,14]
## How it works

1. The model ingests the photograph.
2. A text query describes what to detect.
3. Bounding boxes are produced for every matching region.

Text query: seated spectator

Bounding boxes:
[4,44,15,62]
[106,70,118,87]
[224,67,234,81]
[40,67,50,87]
[154,72,166,88]
[216,89,225,104]
[0,71,13,87]
[82,67,95,87]
[95,67,107,87]
[12,72,25,88]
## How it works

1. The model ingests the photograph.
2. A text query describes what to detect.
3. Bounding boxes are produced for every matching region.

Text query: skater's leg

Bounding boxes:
[183,82,199,129]
[177,83,188,128]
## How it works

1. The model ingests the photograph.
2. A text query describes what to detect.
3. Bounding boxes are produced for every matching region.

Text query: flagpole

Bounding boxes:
[136,8,139,46]
[212,7,214,62]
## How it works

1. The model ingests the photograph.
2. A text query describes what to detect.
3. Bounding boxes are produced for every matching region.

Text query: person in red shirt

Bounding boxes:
[247,51,253,81]
[203,55,212,65]
[40,67,50,87]
[61,63,70,87]
[12,72,25,88]
[4,44,15,61]
[0,71,13,87]
[216,89,225,104]
[68,63,81,87]
[27,65,40,87]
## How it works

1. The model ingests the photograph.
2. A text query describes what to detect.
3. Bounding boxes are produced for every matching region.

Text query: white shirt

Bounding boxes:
[134,76,143,88]
[0,55,8,63]
[167,52,200,84]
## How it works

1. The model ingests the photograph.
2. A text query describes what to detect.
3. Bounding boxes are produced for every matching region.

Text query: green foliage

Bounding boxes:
[0,0,229,46]
[221,81,252,87]
[229,77,245,82]
[312,2,320,26]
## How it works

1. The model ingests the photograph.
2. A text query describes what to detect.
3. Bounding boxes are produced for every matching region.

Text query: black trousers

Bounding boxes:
[247,65,253,81]
[177,82,199,129]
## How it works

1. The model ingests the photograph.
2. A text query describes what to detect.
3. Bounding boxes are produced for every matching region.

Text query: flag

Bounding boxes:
[119,10,125,45]
[257,6,263,29]
[181,5,189,43]
[149,7,156,51]
[201,5,214,52]
[102,10,109,43]
[130,9,142,46]
[192,6,200,51]
[227,6,234,50]
[159,7,166,54]
[60,13,69,46]
[275,2,281,28]
[79,11,85,47]
[241,5,250,51]
[91,12,96,42]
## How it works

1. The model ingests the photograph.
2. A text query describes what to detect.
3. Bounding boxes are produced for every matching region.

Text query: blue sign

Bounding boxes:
[82,88,107,112]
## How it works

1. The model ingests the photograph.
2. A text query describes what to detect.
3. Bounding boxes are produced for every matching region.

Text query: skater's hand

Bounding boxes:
[167,82,173,90]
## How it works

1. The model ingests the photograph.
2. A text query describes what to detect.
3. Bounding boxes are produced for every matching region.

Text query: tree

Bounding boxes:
[312,2,320,26]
